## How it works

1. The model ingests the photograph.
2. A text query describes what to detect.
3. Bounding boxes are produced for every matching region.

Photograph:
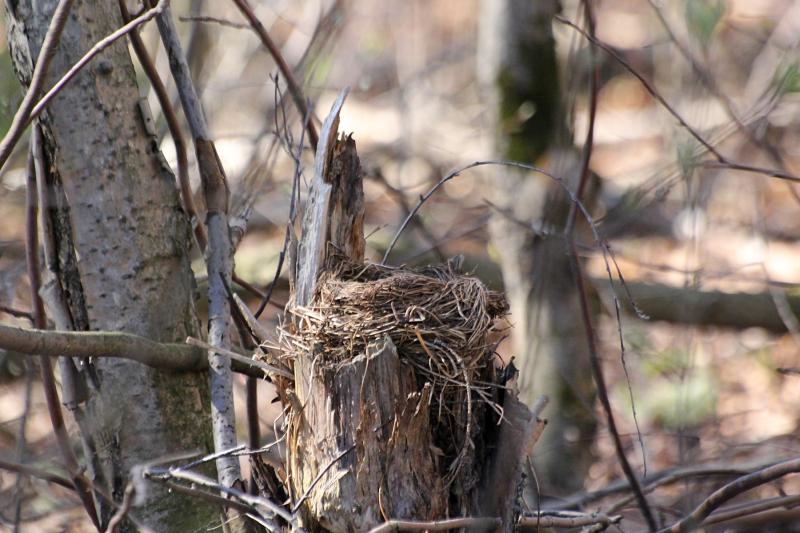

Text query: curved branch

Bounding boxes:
[661,457,800,533]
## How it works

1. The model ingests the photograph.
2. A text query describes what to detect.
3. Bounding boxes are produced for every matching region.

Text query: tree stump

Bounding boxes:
[274,91,541,532]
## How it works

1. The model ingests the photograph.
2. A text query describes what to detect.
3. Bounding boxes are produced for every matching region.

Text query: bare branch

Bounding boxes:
[701,160,800,183]
[367,517,502,533]
[105,483,135,533]
[0,0,74,171]
[186,337,292,379]
[660,457,800,532]
[569,239,657,531]
[554,14,723,161]
[154,2,242,490]
[145,467,294,525]
[230,0,319,150]
[518,510,622,529]
[0,321,265,377]
[179,15,250,30]
[27,128,100,530]
[29,0,167,121]
[704,494,800,526]
[118,0,207,251]
[0,458,73,490]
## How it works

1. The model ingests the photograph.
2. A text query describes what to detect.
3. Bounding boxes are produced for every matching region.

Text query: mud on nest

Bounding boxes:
[275,257,509,485]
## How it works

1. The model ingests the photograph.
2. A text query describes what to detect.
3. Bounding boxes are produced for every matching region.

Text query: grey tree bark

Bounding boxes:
[6,1,216,530]
[478,0,597,494]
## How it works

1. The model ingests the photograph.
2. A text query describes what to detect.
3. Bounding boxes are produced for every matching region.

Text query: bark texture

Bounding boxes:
[5,2,215,530]
[478,0,597,494]
[287,97,455,530]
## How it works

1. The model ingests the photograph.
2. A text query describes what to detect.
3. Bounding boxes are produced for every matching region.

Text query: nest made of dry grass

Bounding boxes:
[276,257,509,485]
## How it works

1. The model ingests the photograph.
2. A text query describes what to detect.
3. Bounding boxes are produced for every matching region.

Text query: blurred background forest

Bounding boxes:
[2,0,800,530]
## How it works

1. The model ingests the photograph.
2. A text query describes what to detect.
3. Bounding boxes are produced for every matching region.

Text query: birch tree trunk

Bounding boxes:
[478,0,597,494]
[6,2,216,530]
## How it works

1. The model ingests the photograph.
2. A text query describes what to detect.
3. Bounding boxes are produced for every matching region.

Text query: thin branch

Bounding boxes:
[186,336,292,378]
[660,457,800,532]
[179,15,250,30]
[154,2,242,490]
[158,479,268,524]
[254,105,309,318]
[29,0,167,121]
[233,294,272,342]
[105,483,135,533]
[370,168,447,263]
[292,446,354,514]
[0,321,264,377]
[383,159,596,264]
[556,14,800,186]
[703,493,800,526]
[145,467,294,525]
[230,0,319,150]
[701,160,800,183]
[0,305,34,323]
[517,510,622,529]
[555,14,724,161]
[0,459,73,490]
[118,0,206,250]
[569,238,657,531]
[26,128,100,530]
[565,1,599,235]
[554,458,780,510]
[570,0,648,483]
[367,517,501,533]
[0,0,74,171]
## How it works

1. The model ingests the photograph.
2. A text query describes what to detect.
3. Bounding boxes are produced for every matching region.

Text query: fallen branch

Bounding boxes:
[704,493,800,526]
[518,510,622,529]
[367,517,501,533]
[660,457,800,532]
[554,458,779,510]
[600,278,800,333]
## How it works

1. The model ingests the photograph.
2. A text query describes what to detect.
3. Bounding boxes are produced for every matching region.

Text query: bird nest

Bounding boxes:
[276,257,509,485]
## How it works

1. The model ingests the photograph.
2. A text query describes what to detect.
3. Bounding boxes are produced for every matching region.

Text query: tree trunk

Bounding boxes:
[478,0,597,495]
[6,2,215,530]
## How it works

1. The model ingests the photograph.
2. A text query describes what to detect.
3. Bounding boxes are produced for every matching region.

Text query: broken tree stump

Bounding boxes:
[269,90,542,532]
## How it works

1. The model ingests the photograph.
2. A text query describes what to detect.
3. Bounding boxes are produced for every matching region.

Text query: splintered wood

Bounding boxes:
[272,91,535,532]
